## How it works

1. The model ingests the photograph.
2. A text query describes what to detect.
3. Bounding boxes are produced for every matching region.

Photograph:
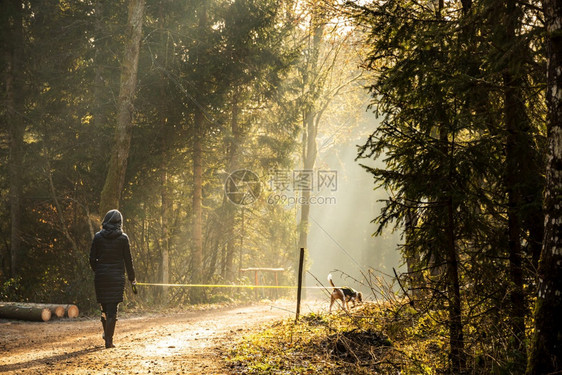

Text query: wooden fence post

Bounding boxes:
[295,247,305,322]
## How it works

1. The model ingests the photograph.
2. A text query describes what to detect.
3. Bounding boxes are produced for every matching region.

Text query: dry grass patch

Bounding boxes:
[225,301,449,374]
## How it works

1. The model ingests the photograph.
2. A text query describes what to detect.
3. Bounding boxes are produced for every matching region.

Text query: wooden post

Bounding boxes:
[275,272,279,299]
[295,247,305,322]
[240,268,284,300]
[254,269,259,299]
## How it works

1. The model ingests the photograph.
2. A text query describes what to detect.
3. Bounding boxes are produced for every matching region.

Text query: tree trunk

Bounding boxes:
[93,0,108,130]
[4,0,24,278]
[157,2,172,303]
[297,110,318,250]
[500,1,538,361]
[0,303,51,322]
[404,206,423,302]
[526,1,562,373]
[99,0,145,215]
[444,4,467,371]
[224,93,242,282]
[445,196,465,373]
[224,210,237,282]
[0,302,64,318]
[440,119,465,373]
[161,162,171,303]
[191,109,204,303]
[503,75,528,361]
[297,16,323,251]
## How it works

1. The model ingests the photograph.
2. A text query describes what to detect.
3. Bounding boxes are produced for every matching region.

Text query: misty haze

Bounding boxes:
[2,0,561,374]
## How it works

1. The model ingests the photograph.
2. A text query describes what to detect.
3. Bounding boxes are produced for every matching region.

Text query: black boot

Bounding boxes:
[101,316,107,341]
[104,317,116,348]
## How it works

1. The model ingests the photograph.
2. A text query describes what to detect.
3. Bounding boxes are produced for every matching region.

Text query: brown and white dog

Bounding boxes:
[328,274,363,312]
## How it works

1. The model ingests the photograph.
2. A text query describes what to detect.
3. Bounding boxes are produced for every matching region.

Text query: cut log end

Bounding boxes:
[54,306,65,318]
[65,305,79,318]
[41,308,52,322]
[0,304,52,322]
[0,303,77,321]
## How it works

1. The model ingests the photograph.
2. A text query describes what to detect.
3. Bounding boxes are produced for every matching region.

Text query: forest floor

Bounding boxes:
[0,300,314,374]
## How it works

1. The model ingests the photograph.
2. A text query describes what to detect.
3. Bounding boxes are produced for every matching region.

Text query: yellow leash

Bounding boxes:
[135,282,325,289]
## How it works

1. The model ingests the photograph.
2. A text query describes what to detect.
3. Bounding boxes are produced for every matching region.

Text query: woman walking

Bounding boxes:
[89,209,136,348]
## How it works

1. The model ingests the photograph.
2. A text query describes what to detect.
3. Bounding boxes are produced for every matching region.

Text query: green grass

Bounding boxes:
[225,301,448,374]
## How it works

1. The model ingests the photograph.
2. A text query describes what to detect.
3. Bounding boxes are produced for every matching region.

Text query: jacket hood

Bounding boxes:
[100,209,123,239]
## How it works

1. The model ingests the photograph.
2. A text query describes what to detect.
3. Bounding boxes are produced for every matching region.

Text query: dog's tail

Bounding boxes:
[328,273,336,288]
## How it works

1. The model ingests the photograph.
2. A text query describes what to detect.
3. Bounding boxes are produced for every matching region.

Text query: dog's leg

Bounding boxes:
[339,290,347,312]
[330,290,345,312]
[329,294,335,313]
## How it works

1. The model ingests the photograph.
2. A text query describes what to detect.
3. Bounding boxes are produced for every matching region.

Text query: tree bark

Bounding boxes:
[501,0,531,359]
[0,303,51,322]
[99,0,145,215]
[225,93,242,282]
[404,206,424,301]
[445,196,465,373]
[156,2,172,303]
[45,153,80,255]
[93,0,108,130]
[0,302,64,318]
[442,127,465,373]
[297,109,318,250]
[191,109,204,303]
[297,14,323,251]
[0,303,77,318]
[526,1,562,373]
[161,161,171,303]
[4,0,24,278]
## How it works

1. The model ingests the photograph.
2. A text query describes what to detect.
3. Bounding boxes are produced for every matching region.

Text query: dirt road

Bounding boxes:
[0,301,306,374]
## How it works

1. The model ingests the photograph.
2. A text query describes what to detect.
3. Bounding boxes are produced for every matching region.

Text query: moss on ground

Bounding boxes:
[225,301,449,374]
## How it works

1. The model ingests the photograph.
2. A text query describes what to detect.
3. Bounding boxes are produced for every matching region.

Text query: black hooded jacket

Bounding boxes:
[89,210,135,304]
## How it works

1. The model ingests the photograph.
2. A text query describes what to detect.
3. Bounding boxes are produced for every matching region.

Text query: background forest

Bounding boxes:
[1,0,387,310]
[2,0,562,374]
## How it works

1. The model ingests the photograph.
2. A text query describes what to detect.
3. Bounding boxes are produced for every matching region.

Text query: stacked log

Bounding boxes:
[62,304,79,318]
[23,303,65,318]
[0,303,51,322]
[0,302,79,322]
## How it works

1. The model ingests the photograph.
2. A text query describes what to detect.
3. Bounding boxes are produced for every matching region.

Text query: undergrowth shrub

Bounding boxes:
[226,301,449,374]
[227,295,529,374]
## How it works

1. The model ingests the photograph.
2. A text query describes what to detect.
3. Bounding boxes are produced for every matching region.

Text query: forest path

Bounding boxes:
[0,300,311,374]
